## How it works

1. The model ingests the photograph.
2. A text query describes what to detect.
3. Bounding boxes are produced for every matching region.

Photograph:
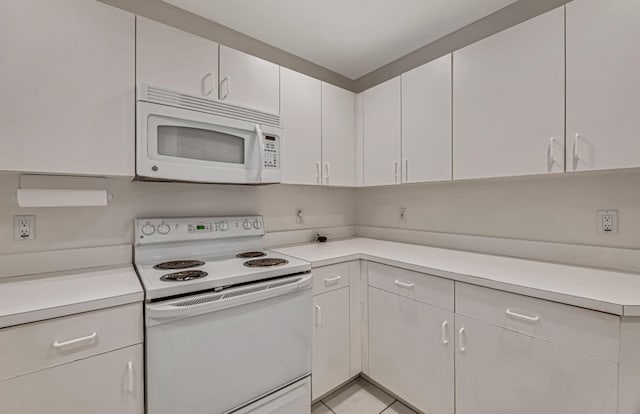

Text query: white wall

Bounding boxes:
[0,174,356,255]
[356,171,640,249]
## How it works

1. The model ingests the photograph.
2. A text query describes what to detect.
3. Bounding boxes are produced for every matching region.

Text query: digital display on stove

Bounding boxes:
[197,225,206,230]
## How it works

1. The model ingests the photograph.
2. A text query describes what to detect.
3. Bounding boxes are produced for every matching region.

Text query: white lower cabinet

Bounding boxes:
[455,314,618,414]
[0,344,143,414]
[312,287,351,400]
[368,287,454,414]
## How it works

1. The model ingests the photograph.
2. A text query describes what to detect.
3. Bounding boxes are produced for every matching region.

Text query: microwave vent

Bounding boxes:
[138,84,281,128]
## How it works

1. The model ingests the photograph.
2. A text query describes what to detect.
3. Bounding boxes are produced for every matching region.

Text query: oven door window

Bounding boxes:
[156,125,245,164]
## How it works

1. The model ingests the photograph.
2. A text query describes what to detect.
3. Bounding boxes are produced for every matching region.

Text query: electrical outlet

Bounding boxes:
[597,210,618,234]
[14,215,35,241]
[399,207,406,220]
[295,208,304,224]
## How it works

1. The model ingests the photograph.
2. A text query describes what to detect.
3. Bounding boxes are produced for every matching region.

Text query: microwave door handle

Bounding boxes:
[255,124,265,183]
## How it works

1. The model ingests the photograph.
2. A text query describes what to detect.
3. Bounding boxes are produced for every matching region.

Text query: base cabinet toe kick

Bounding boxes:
[309,260,639,414]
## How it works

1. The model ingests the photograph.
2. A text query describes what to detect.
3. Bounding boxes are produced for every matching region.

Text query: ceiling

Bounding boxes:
[162,0,519,80]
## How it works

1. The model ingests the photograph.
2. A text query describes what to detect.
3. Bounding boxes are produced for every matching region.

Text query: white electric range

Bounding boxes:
[133,216,312,414]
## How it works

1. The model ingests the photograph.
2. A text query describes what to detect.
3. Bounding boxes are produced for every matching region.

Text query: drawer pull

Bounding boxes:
[506,309,540,322]
[394,280,415,288]
[441,321,449,345]
[52,332,97,349]
[324,275,342,285]
[459,327,466,352]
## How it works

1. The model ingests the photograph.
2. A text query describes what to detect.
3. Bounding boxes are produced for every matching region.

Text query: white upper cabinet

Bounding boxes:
[453,8,565,180]
[566,0,640,172]
[280,68,322,185]
[136,17,219,98]
[401,54,452,183]
[219,45,280,114]
[322,83,356,187]
[0,0,134,177]
[363,77,402,186]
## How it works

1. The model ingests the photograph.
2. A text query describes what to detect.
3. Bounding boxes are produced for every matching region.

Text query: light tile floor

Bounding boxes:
[312,378,418,414]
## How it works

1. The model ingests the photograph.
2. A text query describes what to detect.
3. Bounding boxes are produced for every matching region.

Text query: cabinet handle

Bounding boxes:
[314,305,322,326]
[459,327,466,352]
[548,137,556,168]
[315,162,321,184]
[324,162,330,185]
[220,75,231,100]
[126,361,135,394]
[202,72,215,96]
[441,321,449,345]
[393,161,399,183]
[506,309,540,322]
[394,279,415,288]
[52,332,97,349]
[403,159,409,182]
[324,275,341,285]
[573,133,581,162]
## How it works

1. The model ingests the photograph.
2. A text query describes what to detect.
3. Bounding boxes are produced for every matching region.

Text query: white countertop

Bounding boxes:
[0,265,143,329]
[273,238,640,316]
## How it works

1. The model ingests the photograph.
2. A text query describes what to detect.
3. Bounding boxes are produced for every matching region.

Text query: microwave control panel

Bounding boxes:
[264,135,280,169]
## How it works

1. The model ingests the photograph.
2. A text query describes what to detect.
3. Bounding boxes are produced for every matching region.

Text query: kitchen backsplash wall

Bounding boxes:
[356,171,640,250]
[0,174,356,255]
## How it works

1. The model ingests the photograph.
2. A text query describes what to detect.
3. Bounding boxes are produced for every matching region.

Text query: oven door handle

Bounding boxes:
[147,273,312,323]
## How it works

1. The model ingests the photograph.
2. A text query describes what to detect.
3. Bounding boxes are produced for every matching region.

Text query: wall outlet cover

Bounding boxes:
[597,210,618,235]
[14,215,36,241]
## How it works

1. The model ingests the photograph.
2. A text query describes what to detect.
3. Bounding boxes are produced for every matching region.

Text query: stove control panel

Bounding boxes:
[135,216,265,245]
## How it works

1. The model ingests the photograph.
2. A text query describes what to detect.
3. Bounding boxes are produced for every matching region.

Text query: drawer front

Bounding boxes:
[455,283,620,362]
[368,262,454,311]
[312,262,350,295]
[0,303,143,380]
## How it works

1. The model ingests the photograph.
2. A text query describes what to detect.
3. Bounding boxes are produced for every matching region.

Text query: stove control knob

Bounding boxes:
[252,219,262,229]
[219,221,229,231]
[157,223,171,235]
[242,219,252,230]
[141,223,156,236]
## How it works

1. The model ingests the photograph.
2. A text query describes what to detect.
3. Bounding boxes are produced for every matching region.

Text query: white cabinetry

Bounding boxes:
[322,83,356,186]
[401,54,452,183]
[453,8,565,180]
[0,304,143,414]
[311,263,359,400]
[281,68,322,185]
[219,45,280,114]
[363,77,402,186]
[455,314,617,414]
[566,0,640,172]
[367,263,455,414]
[455,283,619,414]
[136,17,219,98]
[0,0,134,176]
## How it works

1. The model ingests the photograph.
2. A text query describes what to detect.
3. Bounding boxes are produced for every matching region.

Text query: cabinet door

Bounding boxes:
[281,68,322,185]
[453,8,565,180]
[136,17,218,97]
[322,83,356,187]
[363,77,402,186]
[219,45,280,114]
[401,54,452,183]
[455,314,618,414]
[0,345,143,414]
[566,0,640,172]
[368,287,454,414]
[0,0,134,176]
[312,288,351,400]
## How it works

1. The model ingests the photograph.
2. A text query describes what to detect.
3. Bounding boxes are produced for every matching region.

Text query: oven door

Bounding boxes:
[137,101,271,184]
[145,274,312,414]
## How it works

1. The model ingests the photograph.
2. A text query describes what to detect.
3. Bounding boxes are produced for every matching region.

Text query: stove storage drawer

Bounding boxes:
[0,303,143,380]
[455,282,620,362]
[312,262,350,295]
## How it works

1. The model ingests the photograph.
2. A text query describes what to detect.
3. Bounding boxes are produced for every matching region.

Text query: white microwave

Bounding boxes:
[136,84,282,184]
